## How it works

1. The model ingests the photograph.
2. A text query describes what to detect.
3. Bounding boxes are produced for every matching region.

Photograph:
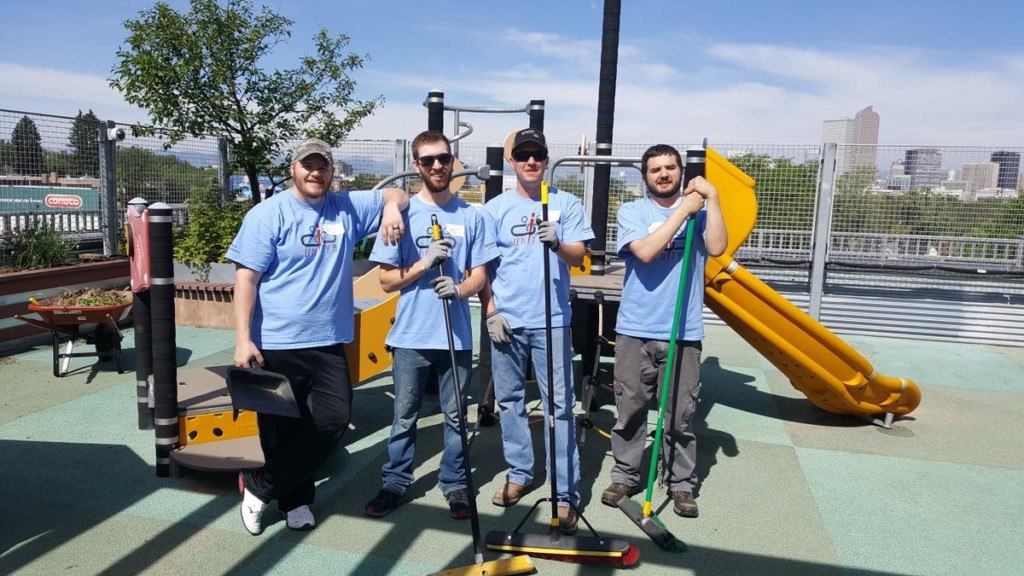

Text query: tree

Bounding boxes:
[110,0,381,204]
[68,109,101,177]
[116,145,214,205]
[729,152,818,231]
[11,116,45,176]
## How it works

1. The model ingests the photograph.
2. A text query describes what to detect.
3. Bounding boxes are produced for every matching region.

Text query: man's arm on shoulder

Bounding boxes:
[379,187,410,246]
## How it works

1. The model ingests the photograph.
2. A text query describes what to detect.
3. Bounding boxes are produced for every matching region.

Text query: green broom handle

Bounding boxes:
[642,216,695,517]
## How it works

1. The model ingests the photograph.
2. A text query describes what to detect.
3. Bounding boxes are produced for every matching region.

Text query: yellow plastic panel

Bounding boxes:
[180,410,258,445]
[345,266,397,384]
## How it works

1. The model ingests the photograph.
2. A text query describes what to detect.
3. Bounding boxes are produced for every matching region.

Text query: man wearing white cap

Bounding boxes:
[228,138,408,535]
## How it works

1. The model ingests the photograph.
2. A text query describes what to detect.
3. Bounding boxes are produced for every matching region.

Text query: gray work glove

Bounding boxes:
[419,238,454,270]
[537,219,560,252]
[485,310,513,345]
[430,276,461,300]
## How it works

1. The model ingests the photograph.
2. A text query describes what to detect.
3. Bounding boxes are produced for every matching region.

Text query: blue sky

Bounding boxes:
[2,0,1023,146]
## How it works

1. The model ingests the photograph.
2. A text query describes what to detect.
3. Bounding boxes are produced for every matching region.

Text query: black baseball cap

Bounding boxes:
[511,128,547,151]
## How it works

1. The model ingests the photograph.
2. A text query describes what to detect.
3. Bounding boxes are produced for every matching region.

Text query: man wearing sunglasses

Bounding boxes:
[363,130,498,520]
[229,138,409,535]
[478,128,594,534]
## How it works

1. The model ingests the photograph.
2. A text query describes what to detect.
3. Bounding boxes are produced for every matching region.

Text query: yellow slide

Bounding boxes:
[702,147,920,418]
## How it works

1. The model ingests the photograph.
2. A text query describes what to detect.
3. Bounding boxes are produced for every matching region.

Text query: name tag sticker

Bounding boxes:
[548,210,561,222]
[445,223,466,238]
[647,221,664,234]
[323,222,346,235]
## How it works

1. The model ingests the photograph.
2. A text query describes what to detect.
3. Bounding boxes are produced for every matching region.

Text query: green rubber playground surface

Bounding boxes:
[2,315,1022,575]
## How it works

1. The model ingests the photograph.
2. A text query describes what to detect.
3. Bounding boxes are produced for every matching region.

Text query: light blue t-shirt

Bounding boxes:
[483,187,594,329]
[615,197,708,341]
[370,195,498,350]
[226,188,383,349]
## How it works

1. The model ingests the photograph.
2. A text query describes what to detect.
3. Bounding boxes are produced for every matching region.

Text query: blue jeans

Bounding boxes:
[382,347,472,497]
[491,326,580,506]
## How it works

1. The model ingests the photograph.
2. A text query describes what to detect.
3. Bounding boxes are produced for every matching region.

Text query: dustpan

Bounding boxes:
[226,364,300,419]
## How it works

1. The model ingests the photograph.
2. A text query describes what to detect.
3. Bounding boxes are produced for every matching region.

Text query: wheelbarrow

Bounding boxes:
[15,296,133,377]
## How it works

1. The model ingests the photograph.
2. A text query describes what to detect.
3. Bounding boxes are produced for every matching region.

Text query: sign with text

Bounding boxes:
[0,186,99,213]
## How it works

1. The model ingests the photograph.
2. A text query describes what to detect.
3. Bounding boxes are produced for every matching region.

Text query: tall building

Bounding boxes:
[990,151,1021,189]
[821,106,879,174]
[904,148,943,190]
[851,106,879,171]
[961,162,999,193]
[822,118,853,173]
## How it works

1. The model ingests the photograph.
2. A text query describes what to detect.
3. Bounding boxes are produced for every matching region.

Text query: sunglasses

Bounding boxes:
[511,150,548,162]
[417,153,454,166]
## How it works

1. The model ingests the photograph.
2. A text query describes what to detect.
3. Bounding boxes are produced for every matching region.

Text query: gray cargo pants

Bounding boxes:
[610,334,702,493]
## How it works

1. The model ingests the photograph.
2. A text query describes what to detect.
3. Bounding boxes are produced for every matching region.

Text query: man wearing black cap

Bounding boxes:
[479,128,594,534]
[228,138,408,535]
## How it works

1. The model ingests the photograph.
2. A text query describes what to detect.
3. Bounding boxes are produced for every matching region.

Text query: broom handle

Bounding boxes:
[540,181,561,527]
[642,217,695,517]
[431,215,483,564]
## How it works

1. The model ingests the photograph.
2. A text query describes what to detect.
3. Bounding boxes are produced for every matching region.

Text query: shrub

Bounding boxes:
[0,224,77,271]
[174,185,251,265]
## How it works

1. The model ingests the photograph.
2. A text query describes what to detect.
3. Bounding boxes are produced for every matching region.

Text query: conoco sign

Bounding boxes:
[44,194,83,209]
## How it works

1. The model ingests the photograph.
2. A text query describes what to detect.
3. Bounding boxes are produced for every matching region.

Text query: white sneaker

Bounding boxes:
[283,505,316,530]
[239,473,266,535]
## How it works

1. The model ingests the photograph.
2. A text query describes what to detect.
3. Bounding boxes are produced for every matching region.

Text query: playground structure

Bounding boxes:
[565,147,921,426]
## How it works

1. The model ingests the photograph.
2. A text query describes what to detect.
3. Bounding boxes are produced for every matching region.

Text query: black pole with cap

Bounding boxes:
[427,90,445,133]
[590,0,621,277]
[475,145,506,421]
[148,202,178,477]
[528,100,545,132]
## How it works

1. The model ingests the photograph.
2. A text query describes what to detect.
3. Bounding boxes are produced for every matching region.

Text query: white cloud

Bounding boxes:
[7,38,1024,149]
[0,63,148,123]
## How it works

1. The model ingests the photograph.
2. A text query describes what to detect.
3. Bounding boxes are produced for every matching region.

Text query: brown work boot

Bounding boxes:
[491,482,529,507]
[557,506,579,535]
[600,482,641,507]
[670,490,699,518]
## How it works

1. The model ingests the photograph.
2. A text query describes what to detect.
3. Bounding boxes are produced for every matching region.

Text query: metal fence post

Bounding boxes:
[394,139,408,189]
[809,143,838,320]
[218,137,230,200]
[98,120,118,256]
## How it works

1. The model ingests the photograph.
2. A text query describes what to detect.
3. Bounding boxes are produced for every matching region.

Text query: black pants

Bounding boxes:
[243,343,352,512]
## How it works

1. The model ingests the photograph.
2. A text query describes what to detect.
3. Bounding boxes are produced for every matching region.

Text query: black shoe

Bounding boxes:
[670,490,699,518]
[477,406,498,428]
[600,482,641,507]
[364,489,401,518]
[446,488,470,520]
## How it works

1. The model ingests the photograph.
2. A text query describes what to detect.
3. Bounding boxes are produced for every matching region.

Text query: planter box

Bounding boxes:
[0,258,131,353]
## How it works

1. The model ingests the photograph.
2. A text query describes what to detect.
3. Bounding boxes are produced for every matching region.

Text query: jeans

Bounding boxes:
[491,326,580,506]
[381,347,472,497]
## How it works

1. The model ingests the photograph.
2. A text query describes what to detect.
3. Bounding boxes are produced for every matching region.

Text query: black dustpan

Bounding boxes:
[226,363,300,419]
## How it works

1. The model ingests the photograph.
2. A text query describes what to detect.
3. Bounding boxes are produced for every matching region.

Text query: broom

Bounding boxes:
[425,215,534,576]
[485,181,639,567]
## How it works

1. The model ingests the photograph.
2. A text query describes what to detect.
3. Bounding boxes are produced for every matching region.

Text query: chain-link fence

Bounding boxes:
[4,107,1023,278]
[0,110,103,245]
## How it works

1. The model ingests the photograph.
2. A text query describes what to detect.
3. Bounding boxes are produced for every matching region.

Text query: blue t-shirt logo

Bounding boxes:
[301,224,339,257]
[510,212,539,245]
